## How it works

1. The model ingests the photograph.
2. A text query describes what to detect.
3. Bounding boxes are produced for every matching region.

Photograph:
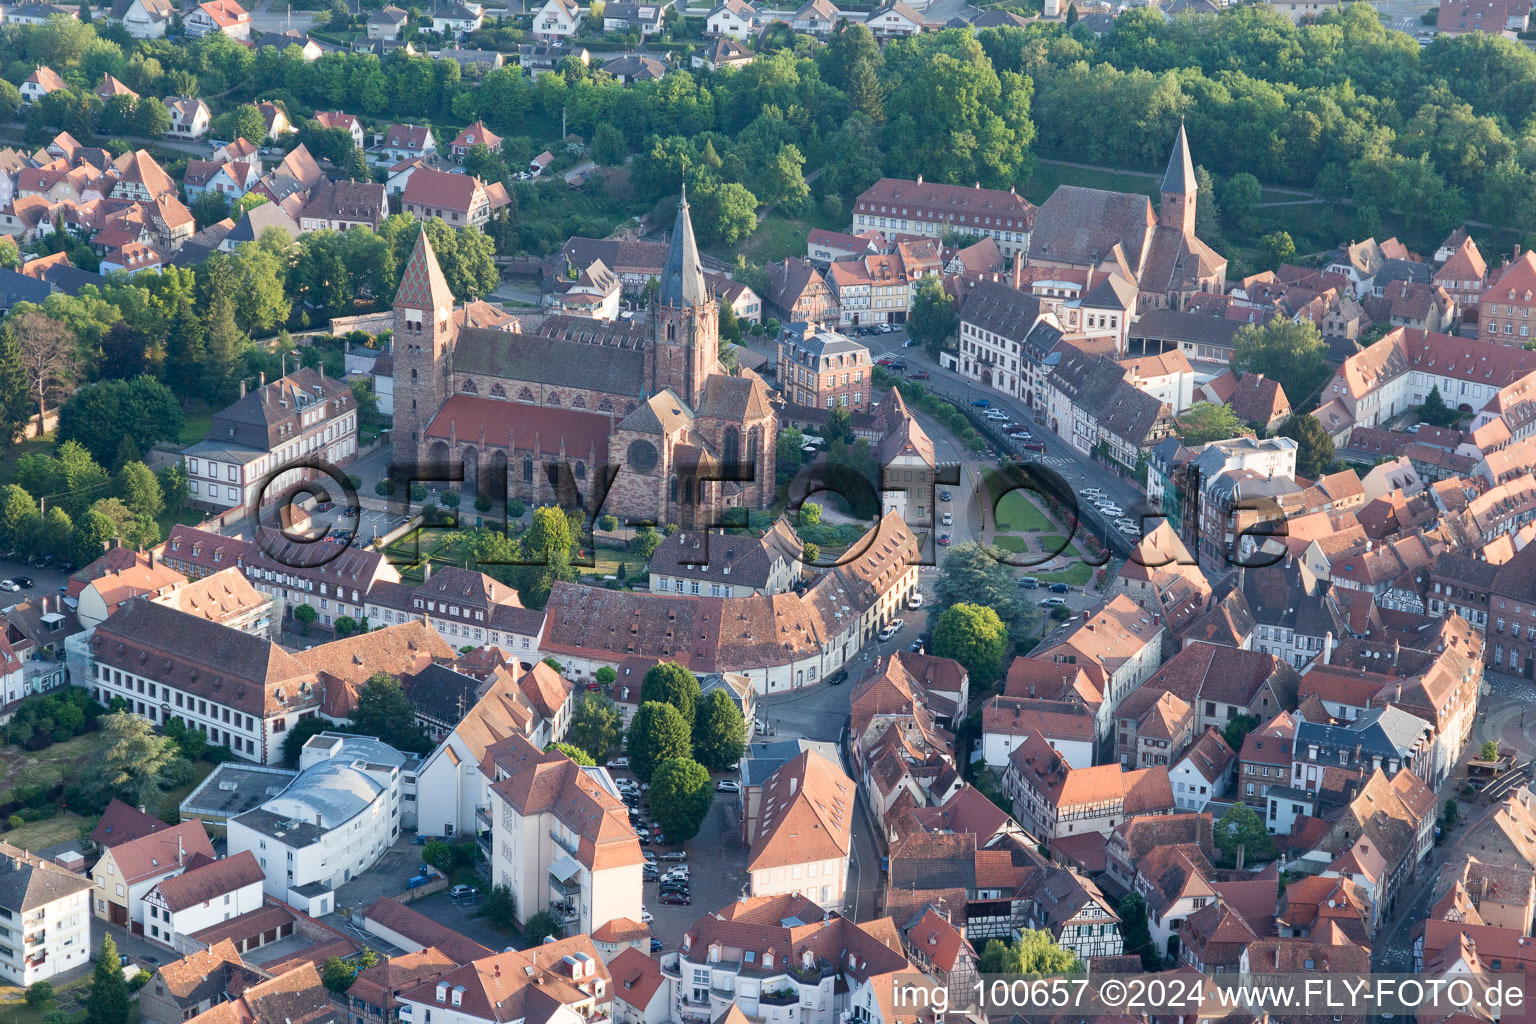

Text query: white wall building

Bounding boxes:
[226,733,408,916]
[0,844,92,985]
[141,850,266,951]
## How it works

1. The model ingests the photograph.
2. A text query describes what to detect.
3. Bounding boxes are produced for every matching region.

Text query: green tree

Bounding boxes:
[281,715,340,767]
[1419,384,1459,427]
[690,180,758,246]
[547,741,595,766]
[626,701,692,782]
[1214,802,1277,866]
[8,311,79,438]
[0,485,39,555]
[629,524,661,560]
[569,692,623,761]
[320,957,358,994]
[87,935,129,1024]
[422,839,456,874]
[116,460,163,519]
[522,910,561,945]
[1260,230,1295,270]
[933,539,1035,638]
[1481,739,1501,761]
[908,275,958,358]
[99,712,178,818]
[0,237,19,271]
[977,929,1080,974]
[595,666,617,687]
[931,602,1009,682]
[350,672,430,753]
[1176,401,1250,445]
[648,757,713,842]
[641,662,701,729]
[1278,414,1337,479]
[692,689,746,771]
[164,296,207,401]
[293,603,317,634]
[592,122,627,166]
[220,105,269,146]
[71,509,116,566]
[1233,319,1331,414]
[480,884,515,927]
[57,377,184,467]
[1117,893,1160,970]
[134,95,171,137]
[1221,172,1261,233]
[800,501,822,526]
[25,983,54,1008]
[39,507,72,560]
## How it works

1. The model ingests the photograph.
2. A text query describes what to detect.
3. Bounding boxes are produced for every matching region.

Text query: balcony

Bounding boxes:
[550,898,579,924]
[548,829,579,858]
[24,933,44,948]
[476,806,492,829]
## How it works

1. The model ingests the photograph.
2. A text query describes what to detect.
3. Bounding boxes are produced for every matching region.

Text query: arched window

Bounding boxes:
[411,369,418,381]
[461,379,478,394]
[490,383,507,399]
[747,427,761,475]
[523,456,533,483]
[548,392,562,406]
[518,387,535,402]
[574,461,586,481]
[625,402,637,415]
[668,476,678,502]
[667,322,676,341]
[723,427,740,477]
[682,477,694,505]
[572,394,587,409]
[598,398,614,412]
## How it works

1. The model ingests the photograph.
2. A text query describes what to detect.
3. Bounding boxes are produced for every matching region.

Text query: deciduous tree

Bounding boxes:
[692,689,746,771]
[649,757,713,842]
[642,661,702,729]
[932,602,1009,682]
[626,701,691,782]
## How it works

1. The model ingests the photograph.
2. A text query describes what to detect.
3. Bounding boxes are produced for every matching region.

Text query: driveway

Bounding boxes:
[404,889,520,952]
[641,795,749,951]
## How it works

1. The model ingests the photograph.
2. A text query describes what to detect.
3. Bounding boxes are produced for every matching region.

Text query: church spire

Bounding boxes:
[657,185,708,308]
[1161,120,1196,197]
[394,228,455,313]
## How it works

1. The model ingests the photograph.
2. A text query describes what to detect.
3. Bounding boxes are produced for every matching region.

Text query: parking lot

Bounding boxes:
[635,792,750,951]
[0,555,73,602]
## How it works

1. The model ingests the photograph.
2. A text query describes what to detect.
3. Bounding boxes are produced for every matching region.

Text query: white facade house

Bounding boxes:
[486,737,644,936]
[0,844,92,985]
[706,0,758,38]
[141,850,266,952]
[226,733,408,916]
[114,0,175,37]
[532,0,580,39]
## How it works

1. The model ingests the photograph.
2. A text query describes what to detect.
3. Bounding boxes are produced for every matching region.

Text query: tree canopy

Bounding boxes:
[626,701,692,782]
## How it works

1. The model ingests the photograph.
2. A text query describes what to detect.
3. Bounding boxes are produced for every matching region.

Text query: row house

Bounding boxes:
[763,256,837,325]
[1116,641,1299,757]
[298,178,387,232]
[90,817,215,930]
[1433,234,1488,311]
[396,939,612,1024]
[1237,710,1296,805]
[1290,707,1435,793]
[1033,594,1166,720]
[367,566,547,658]
[1480,248,1536,344]
[1045,345,1175,476]
[955,276,1062,411]
[776,324,871,411]
[1002,730,1174,844]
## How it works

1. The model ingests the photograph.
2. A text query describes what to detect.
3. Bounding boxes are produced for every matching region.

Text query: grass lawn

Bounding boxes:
[1038,560,1093,587]
[0,972,91,1024]
[1038,535,1081,559]
[713,208,841,266]
[154,764,216,823]
[178,404,215,446]
[1022,163,1159,206]
[991,535,1030,553]
[0,434,55,488]
[994,490,1053,533]
[5,811,89,852]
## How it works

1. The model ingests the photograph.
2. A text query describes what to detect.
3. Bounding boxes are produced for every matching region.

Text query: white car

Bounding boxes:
[907,592,924,609]
[0,581,18,593]
[640,909,653,923]
[716,779,741,792]
[985,410,1008,421]
[609,757,629,769]
[878,625,900,642]
[941,512,953,526]
[1082,488,1103,498]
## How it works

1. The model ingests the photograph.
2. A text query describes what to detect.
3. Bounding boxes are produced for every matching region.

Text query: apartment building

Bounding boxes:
[776,325,871,410]
[486,736,643,937]
[227,733,409,917]
[955,278,1062,409]
[0,843,92,984]
[745,750,853,908]
[180,368,357,513]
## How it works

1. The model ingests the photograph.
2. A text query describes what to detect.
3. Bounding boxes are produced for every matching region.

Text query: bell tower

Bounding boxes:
[392,230,456,468]
[649,187,718,408]
[1159,121,1198,236]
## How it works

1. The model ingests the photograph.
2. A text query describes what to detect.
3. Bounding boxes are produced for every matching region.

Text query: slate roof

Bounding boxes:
[0,842,92,911]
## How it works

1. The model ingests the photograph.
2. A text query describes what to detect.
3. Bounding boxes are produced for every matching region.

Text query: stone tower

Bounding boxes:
[648,187,719,409]
[392,230,456,470]
[1159,122,1197,236]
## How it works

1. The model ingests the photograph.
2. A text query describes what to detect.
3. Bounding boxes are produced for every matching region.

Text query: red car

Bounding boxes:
[586,682,605,692]
[659,891,692,905]
[938,533,951,546]
[876,356,895,366]
[1018,441,1046,452]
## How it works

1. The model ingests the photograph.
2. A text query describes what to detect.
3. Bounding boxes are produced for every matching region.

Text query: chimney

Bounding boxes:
[916,174,923,185]
[259,371,266,387]
[1324,632,1334,665]
[177,832,184,865]
[240,379,247,400]
[1012,250,1024,290]
[424,563,432,582]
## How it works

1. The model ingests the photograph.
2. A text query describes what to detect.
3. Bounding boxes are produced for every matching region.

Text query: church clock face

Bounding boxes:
[627,439,659,474]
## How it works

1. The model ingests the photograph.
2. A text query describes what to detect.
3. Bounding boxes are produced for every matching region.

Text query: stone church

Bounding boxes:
[391,192,777,526]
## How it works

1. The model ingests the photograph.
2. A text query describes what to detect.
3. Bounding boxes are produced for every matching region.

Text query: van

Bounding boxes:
[1018,576,1040,589]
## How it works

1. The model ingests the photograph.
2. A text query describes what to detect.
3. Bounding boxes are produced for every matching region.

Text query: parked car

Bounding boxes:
[660,851,688,861]
[1048,583,1071,594]
[1018,576,1040,589]
[1018,441,1046,452]
[1082,488,1104,499]
[985,409,1008,421]
[650,938,664,953]
[907,592,923,609]
[640,909,654,923]
[940,490,952,502]
[659,881,690,895]
[1040,597,1067,607]
[642,864,659,881]
[826,669,848,686]
[659,891,692,906]
[972,399,990,408]
[663,866,690,880]
[889,360,906,371]
[0,581,19,594]
[941,512,953,526]
[938,533,951,545]
[609,757,629,768]
[716,780,741,792]
[906,639,925,653]
[877,624,900,642]
[906,370,930,380]
[449,885,478,899]
[876,356,894,366]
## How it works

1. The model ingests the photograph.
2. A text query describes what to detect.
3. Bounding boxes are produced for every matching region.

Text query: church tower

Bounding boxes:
[1159,122,1197,236]
[392,230,456,469]
[648,187,718,409]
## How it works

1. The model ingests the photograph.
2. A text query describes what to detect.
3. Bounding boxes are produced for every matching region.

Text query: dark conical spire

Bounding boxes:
[658,184,708,308]
[1162,120,1196,196]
